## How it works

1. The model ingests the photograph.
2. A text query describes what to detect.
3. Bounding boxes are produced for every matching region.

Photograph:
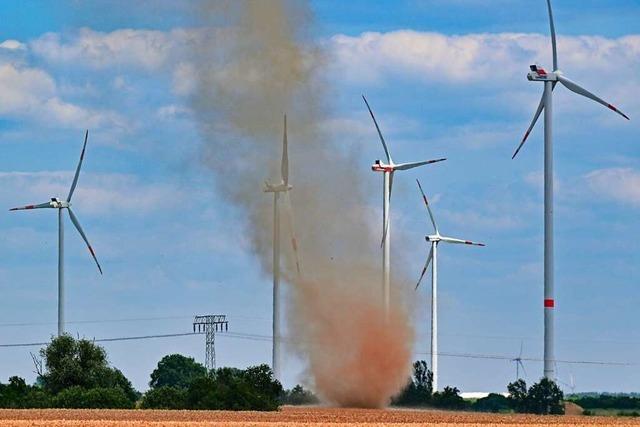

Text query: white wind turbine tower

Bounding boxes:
[264,115,302,381]
[10,130,102,336]
[512,0,629,381]
[414,179,485,391]
[362,96,445,315]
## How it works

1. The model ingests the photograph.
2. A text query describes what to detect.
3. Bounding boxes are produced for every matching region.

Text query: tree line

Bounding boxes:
[0,336,569,413]
[0,335,284,410]
[392,360,565,415]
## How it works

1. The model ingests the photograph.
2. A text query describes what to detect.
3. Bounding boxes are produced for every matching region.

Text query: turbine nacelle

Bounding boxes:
[527,64,558,82]
[425,234,440,243]
[264,181,292,193]
[50,198,70,209]
[372,160,394,173]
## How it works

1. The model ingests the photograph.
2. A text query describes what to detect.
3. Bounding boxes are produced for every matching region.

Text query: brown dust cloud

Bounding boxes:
[185,0,414,407]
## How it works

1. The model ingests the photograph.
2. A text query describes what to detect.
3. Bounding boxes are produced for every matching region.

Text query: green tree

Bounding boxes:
[507,378,564,415]
[0,377,51,408]
[185,364,282,411]
[527,378,564,415]
[392,360,433,406]
[507,379,528,413]
[432,386,467,409]
[472,393,511,413]
[37,335,137,407]
[141,386,188,409]
[52,386,133,409]
[149,354,207,390]
[281,385,319,405]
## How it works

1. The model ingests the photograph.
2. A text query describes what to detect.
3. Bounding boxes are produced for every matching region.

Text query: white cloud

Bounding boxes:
[327,31,640,87]
[0,172,182,215]
[156,104,190,120]
[172,62,197,96]
[0,39,26,50]
[585,167,640,207]
[30,28,201,71]
[0,63,128,130]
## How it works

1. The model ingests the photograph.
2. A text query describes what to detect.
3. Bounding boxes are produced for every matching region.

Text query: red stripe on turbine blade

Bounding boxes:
[25,205,35,209]
[544,298,554,308]
[422,196,428,205]
[88,246,96,257]
[608,104,630,120]
[465,241,473,245]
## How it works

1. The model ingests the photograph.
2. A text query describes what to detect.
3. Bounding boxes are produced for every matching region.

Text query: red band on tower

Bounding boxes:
[544,298,554,308]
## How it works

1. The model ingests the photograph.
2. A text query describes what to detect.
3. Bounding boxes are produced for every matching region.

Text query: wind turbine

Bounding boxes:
[10,130,102,336]
[512,341,527,381]
[362,96,445,315]
[414,179,484,391]
[511,0,629,381]
[264,115,301,381]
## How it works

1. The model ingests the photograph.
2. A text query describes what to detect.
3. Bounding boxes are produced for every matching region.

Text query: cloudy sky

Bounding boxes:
[0,0,638,394]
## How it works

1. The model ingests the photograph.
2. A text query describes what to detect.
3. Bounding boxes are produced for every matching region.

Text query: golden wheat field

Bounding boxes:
[0,406,638,427]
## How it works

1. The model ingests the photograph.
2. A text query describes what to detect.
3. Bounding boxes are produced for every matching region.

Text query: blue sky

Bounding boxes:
[0,0,638,395]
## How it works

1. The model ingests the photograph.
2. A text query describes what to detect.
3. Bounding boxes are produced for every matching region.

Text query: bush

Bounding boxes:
[472,393,511,413]
[185,365,282,411]
[52,386,134,409]
[281,385,319,405]
[141,386,187,409]
[0,376,51,408]
[573,394,640,410]
[432,386,467,410]
[618,411,640,417]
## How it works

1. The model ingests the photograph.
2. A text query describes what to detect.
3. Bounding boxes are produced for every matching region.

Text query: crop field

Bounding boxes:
[0,406,639,426]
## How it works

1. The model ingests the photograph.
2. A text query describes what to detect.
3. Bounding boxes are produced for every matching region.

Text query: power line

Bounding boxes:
[415,351,635,366]
[0,314,268,329]
[0,333,197,348]
[0,331,636,367]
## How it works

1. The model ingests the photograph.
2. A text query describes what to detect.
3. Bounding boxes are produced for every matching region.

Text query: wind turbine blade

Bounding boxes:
[67,130,89,202]
[9,202,53,211]
[380,172,394,248]
[282,192,301,276]
[519,340,524,359]
[512,89,548,159]
[362,95,392,163]
[416,179,438,233]
[394,158,446,170]
[546,0,558,70]
[519,360,527,378]
[440,236,485,246]
[67,208,102,274]
[557,75,630,120]
[415,245,433,290]
[281,115,289,185]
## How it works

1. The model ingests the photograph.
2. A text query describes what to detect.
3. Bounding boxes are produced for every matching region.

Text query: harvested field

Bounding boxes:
[0,406,638,426]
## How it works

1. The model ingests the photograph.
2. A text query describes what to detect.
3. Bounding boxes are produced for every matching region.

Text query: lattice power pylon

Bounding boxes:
[193,314,228,370]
